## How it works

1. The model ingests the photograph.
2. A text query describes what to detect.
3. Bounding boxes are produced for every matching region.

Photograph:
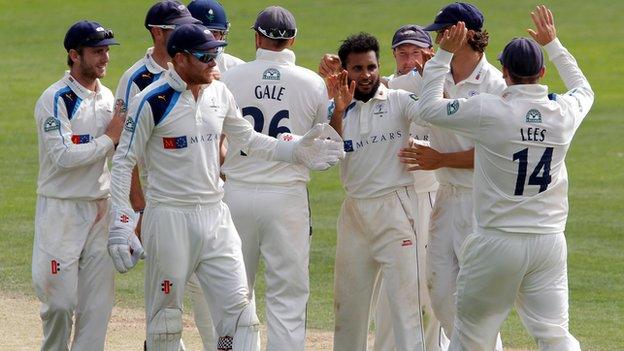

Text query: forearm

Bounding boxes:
[440,148,474,169]
[419,49,453,122]
[129,166,145,211]
[51,134,115,169]
[329,105,344,137]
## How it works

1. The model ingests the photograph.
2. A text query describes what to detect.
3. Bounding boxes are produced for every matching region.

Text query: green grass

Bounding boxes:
[1,0,623,350]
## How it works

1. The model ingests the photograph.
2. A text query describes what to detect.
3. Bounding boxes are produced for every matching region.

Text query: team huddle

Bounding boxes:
[32,1,593,351]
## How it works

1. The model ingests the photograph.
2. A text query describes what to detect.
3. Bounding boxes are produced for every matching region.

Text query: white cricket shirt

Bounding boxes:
[111,64,282,210]
[35,72,115,200]
[115,47,165,109]
[418,39,594,234]
[216,52,245,73]
[338,84,422,198]
[389,71,439,193]
[429,54,506,188]
[221,48,328,185]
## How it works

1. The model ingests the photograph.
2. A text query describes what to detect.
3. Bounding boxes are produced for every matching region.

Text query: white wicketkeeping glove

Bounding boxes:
[275,124,345,171]
[108,208,145,273]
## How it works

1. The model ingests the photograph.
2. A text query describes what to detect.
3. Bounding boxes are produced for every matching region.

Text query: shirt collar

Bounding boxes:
[63,71,100,100]
[255,48,296,65]
[164,62,188,92]
[144,47,166,74]
[371,83,389,101]
[447,53,490,86]
[501,84,549,101]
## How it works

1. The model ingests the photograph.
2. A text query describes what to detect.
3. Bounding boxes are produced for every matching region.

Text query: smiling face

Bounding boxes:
[76,45,110,80]
[344,50,380,102]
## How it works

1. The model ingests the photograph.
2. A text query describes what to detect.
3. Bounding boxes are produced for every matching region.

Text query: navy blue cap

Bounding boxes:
[188,0,229,31]
[167,23,227,56]
[423,2,484,32]
[392,25,432,49]
[253,6,297,39]
[144,1,201,30]
[499,38,544,78]
[64,20,119,51]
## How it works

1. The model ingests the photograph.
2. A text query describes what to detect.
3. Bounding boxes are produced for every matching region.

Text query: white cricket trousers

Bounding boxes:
[373,190,449,351]
[334,186,424,351]
[451,230,580,351]
[186,273,216,351]
[32,196,114,351]
[425,185,503,351]
[142,201,259,351]
[223,180,311,351]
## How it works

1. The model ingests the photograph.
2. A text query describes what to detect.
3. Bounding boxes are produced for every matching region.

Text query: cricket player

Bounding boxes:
[318,25,447,351]
[114,3,217,350]
[108,23,344,351]
[411,6,592,349]
[219,6,329,350]
[418,4,505,347]
[188,0,245,73]
[374,25,447,351]
[32,20,124,350]
[326,33,426,351]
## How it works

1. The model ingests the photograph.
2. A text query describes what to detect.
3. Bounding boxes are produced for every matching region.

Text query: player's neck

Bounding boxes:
[69,68,97,92]
[450,49,483,85]
[152,45,171,70]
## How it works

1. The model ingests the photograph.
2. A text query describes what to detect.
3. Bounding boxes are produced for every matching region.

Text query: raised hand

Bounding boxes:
[105,99,127,145]
[527,5,556,45]
[319,54,342,78]
[327,70,355,112]
[438,21,467,54]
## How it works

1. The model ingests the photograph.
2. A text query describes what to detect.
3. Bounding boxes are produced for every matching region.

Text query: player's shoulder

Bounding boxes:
[290,65,325,84]
[222,52,245,66]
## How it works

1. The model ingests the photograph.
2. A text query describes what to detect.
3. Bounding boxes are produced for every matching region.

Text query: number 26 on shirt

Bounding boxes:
[242,106,291,138]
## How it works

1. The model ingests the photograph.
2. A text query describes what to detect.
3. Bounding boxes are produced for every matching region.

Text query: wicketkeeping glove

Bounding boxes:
[276,124,345,171]
[108,208,145,273]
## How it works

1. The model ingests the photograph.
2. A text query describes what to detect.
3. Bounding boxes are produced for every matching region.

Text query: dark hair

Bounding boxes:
[67,47,83,67]
[338,33,380,69]
[468,29,489,53]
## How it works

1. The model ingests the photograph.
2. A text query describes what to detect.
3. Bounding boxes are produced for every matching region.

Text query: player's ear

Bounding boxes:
[538,66,546,79]
[288,37,296,48]
[254,32,261,50]
[68,48,81,65]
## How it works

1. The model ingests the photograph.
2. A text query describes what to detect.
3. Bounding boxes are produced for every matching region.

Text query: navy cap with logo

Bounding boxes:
[167,23,227,57]
[188,0,230,31]
[498,38,544,78]
[64,20,119,52]
[423,2,484,32]
[144,0,201,30]
[392,25,432,49]
[253,6,297,40]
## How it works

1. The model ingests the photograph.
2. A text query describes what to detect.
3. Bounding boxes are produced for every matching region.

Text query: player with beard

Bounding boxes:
[32,20,125,350]
[326,33,427,351]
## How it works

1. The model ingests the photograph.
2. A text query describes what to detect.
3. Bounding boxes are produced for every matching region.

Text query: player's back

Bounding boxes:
[473,86,585,235]
[221,48,328,185]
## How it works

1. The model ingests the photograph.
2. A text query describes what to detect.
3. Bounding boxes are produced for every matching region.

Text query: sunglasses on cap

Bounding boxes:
[184,48,222,63]
[147,24,178,30]
[79,29,115,47]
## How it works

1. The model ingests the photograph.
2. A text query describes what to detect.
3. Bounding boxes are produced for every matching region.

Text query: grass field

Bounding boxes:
[1,0,623,350]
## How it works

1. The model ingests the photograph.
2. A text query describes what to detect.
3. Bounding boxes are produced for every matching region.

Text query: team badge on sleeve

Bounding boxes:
[43,117,60,132]
[124,117,136,132]
[446,99,459,115]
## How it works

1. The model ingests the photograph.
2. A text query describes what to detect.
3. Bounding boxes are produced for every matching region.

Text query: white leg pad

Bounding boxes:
[147,308,183,351]
[232,304,260,351]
